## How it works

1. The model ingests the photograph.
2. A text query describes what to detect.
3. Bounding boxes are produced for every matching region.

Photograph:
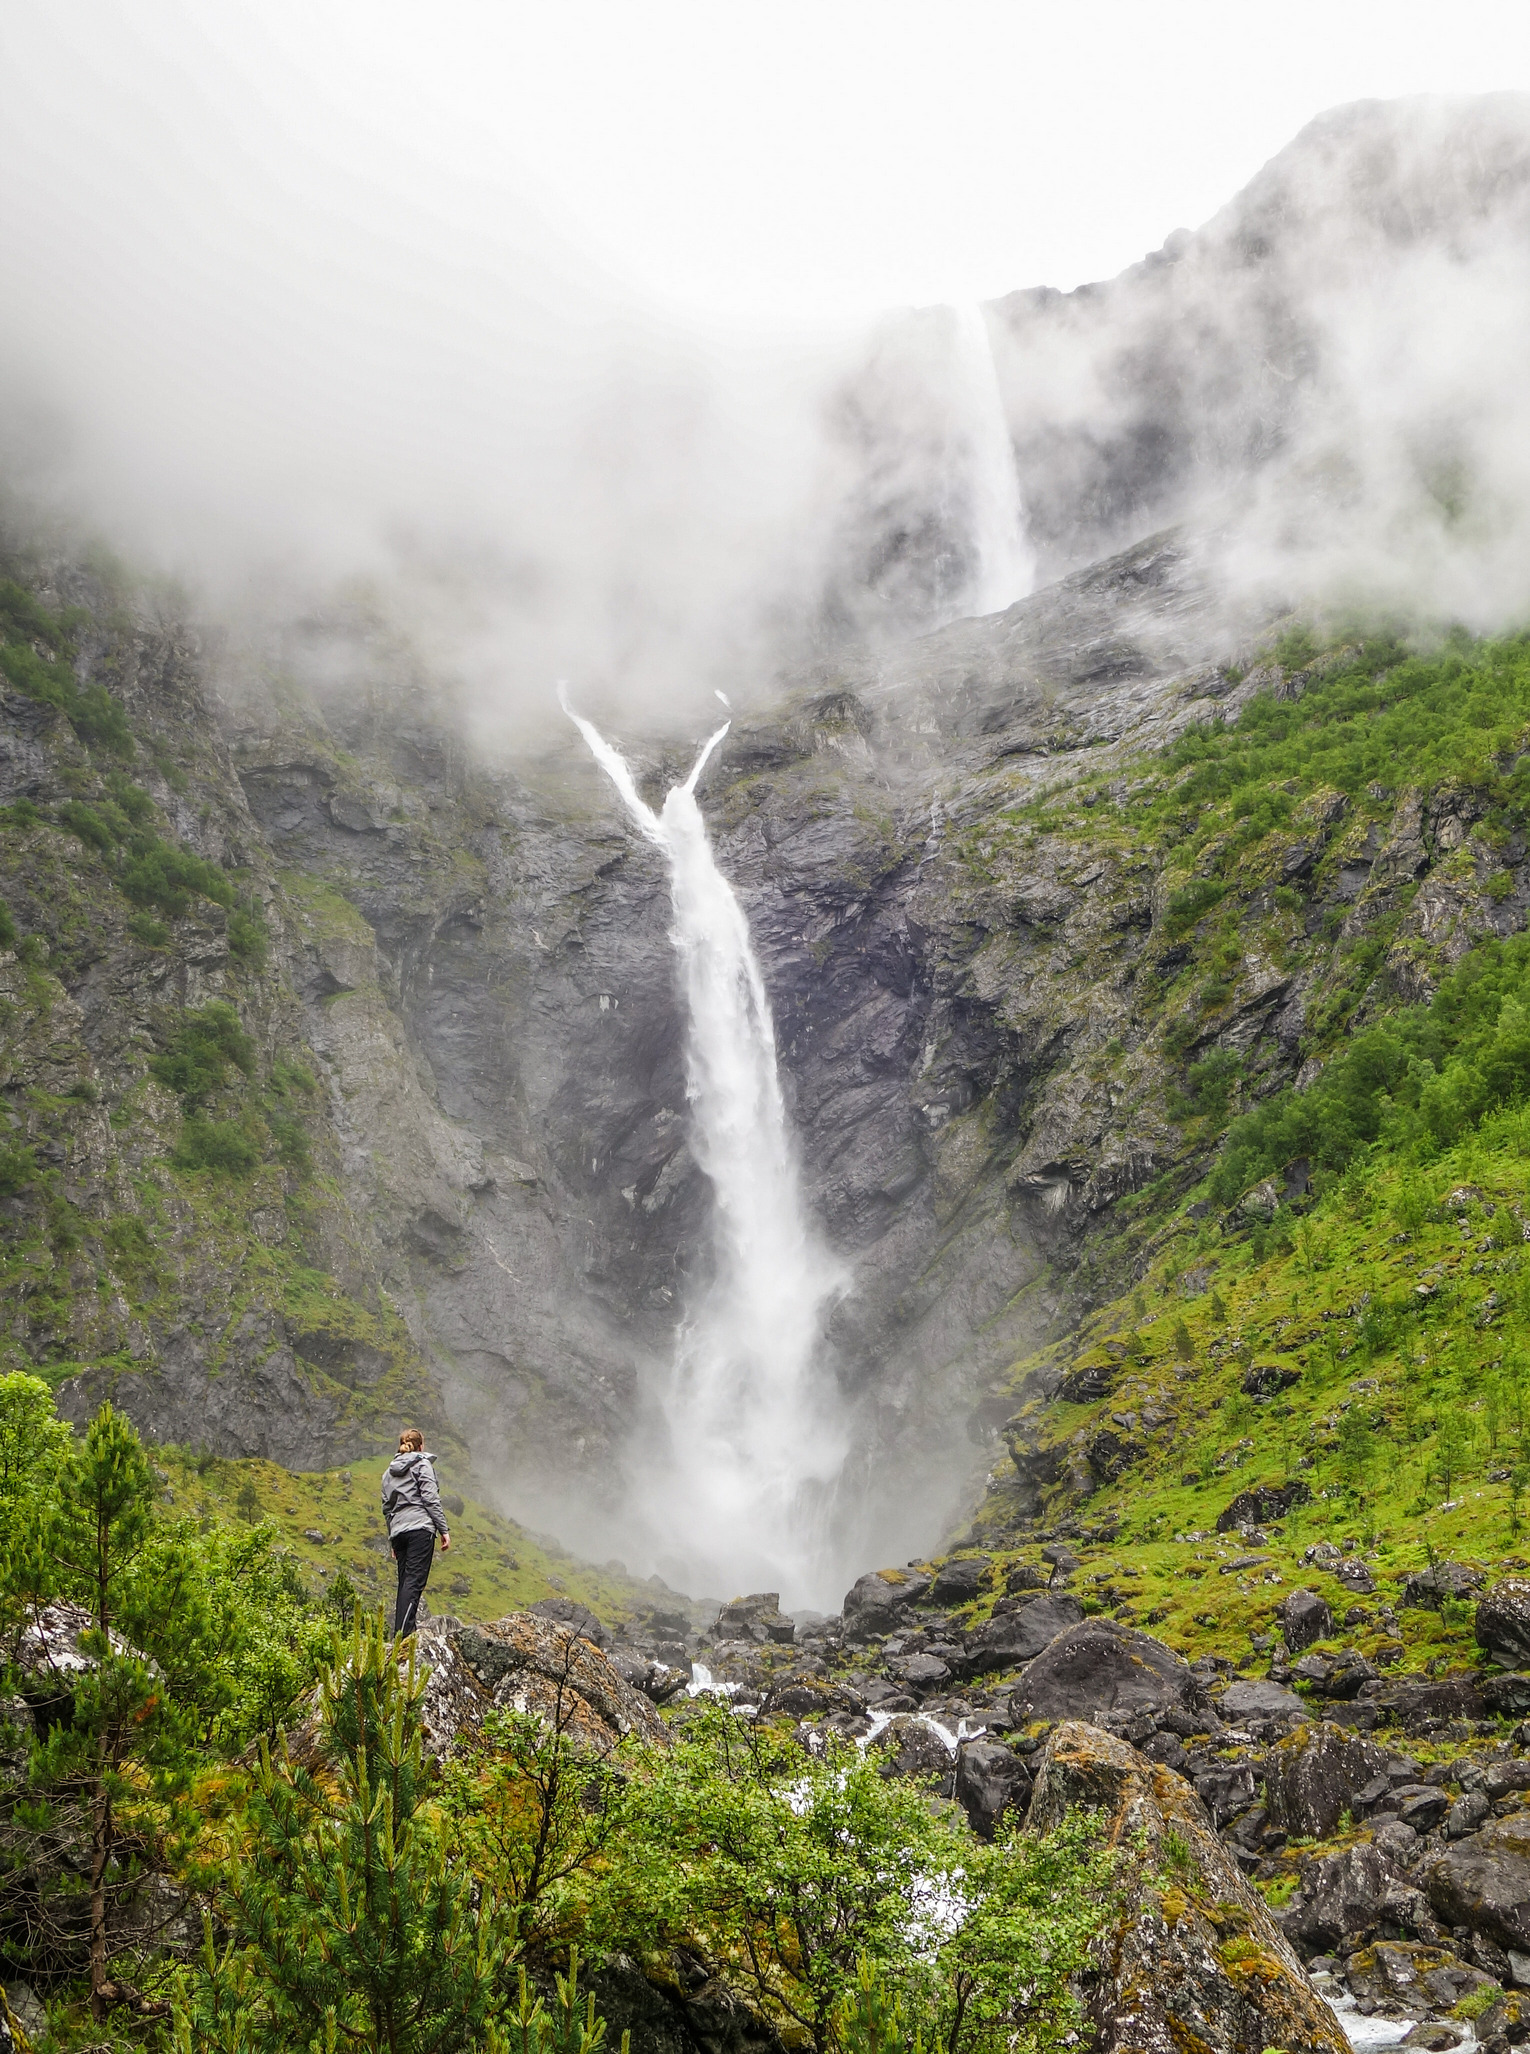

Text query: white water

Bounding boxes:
[562,692,849,1604]
[949,301,1032,617]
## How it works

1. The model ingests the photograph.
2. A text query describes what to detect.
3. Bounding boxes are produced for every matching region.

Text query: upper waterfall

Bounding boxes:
[950,300,1032,617]
[561,692,850,1605]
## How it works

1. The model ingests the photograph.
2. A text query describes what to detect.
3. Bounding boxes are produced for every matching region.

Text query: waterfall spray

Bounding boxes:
[950,301,1032,616]
[560,689,849,1603]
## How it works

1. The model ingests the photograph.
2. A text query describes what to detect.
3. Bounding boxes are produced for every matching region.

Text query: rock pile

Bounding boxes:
[587,1562,1530,2050]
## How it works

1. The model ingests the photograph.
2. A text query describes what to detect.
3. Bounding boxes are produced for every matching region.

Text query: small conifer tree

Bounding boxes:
[177,1614,516,2054]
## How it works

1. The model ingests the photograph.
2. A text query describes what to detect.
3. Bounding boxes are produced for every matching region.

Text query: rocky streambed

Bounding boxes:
[562,1561,1530,2053]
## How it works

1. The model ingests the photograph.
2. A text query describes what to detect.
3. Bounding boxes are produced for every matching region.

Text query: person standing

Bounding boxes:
[381,1427,451,1637]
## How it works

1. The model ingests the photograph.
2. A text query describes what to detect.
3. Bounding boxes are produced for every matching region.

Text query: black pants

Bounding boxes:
[391,1527,436,1637]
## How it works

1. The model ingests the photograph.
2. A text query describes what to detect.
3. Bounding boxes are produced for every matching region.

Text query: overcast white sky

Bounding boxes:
[9,1,1530,332]
[7,0,1530,711]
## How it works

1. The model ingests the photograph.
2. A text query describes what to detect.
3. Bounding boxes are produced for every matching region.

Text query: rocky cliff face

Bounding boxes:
[6,517,1520,1587]
[178,533,1264,1573]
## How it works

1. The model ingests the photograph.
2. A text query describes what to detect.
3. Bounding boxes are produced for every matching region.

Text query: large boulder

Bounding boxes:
[867,1715,955,1794]
[525,1596,612,1650]
[926,1556,991,1608]
[1422,1813,1530,1954]
[1369,1675,1489,1731]
[953,1739,1032,1839]
[962,1593,1084,1674]
[1399,1561,1482,1611]
[1007,1619,1207,1723]
[1289,1647,1379,1699]
[1282,1587,1333,1652]
[1344,1941,1498,2018]
[413,1612,669,1759]
[840,1569,930,1643]
[711,1593,796,1645]
[1279,1842,1433,1955]
[1476,1579,1530,1667]
[1264,1721,1391,1840]
[1026,1721,1348,2053]
[1218,1677,1309,1725]
[1215,1480,1310,1532]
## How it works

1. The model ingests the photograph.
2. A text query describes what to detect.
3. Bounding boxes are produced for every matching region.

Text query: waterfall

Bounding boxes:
[950,301,1032,616]
[561,692,849,1604]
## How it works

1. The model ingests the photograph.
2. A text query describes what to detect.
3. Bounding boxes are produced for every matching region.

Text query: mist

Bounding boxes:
[0,5,887,744]
[9,13,1530,742]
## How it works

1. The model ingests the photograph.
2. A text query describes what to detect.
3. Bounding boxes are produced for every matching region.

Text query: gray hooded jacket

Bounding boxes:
[381,1451,448,1539]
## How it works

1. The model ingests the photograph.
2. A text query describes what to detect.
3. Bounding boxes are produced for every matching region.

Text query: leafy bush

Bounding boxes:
[173,1115,262,1174]
[1163,876,1225,934]
[120,835,236,918]
[227,907,267,964]
[152,1001,257,1108]
[0,1136,36,1196]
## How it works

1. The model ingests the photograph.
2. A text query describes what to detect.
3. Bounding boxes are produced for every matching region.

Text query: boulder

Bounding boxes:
[1484,1760,1530,1802]
[1290,1648,1379,1699]
[1477,1579,1530,1667]
[1399,1562,1482,1612]
[1482,1672,1530,1718]
[1423,1813,1530,1953]
[1344,1941,1496,2017]
[953,1739,1032,1838]
[868,1715,955,1794]
[1026,1721,1348,2053]
[1219,1677,1309,1725]
[1371,1675,1489,1730]
[840,1569,930,1643]
[891,1653,951,1691]
[1281,1842,1432,1954]
[1241,1362,1301,1396]
[1395,1786,1452,1834]
[1264,1721,1390,1839]
[1445,1791,1491,1840]
[525,1597,612,1650]
[711,1593,796,1645]
[1335,1556,1378,1595]
[1474,1989,1530,2049]
[1282,1587,1334,1652]
[963,1593,1084,1674]
[1007,1619,1206,1722]
[610,1651,690,1704]
[412,1613,669,1759]
[1215,1480,1311,1532]
[926,1556,991,1608]
[1004,1562,1049,1594]
[1192,1762,1257,1827]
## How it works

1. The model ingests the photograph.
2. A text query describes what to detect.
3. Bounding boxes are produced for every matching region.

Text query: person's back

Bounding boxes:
[382,1428,450,1636]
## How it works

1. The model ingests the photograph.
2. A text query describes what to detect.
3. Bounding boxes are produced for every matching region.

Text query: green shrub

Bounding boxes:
[152,1000,258,1109]
[173,1115,262,1174]
[227,905,268,965]
[119,835,235,918]
[58,799,116,853]
[0,1137,36,1196]
[266,1110,310,1170]
[1163,876,1225,934]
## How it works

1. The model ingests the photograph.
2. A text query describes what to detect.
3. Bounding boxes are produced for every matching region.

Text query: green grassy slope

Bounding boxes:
[157,1446,671,1627]
[943,626,1530,1679]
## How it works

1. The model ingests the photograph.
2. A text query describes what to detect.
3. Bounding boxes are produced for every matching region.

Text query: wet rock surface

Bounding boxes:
[1027,1719,1349,2054]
